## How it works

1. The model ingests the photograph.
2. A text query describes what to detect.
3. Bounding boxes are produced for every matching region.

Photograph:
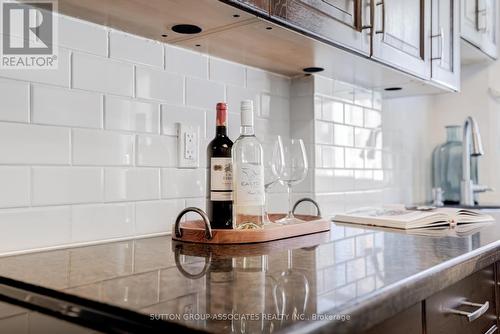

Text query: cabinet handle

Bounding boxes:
[448,300,489,322]
[484,325,498,334]
[477,0,488,32]
[375,0,384,34]
[361,0,373,31]
[431,27,445,66]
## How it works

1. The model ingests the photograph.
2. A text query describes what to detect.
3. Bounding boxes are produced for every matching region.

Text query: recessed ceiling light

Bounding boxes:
[195,44,201,47]
[233,14,240,18]
[384,87,403,91]
[171,24,202,34]
[161,34,168,38]
[266,27,272,30]
[303,67,324,73]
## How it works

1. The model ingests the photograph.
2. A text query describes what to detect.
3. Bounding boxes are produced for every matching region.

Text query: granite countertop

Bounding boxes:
[1,212,500,333]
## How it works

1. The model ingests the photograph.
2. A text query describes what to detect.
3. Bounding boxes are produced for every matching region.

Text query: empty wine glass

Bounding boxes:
[263,136,285,225]
[275,138,308,225]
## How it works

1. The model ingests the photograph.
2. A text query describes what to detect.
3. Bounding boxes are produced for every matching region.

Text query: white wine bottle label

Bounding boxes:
[210,157,232,201]
[234,163,264,206]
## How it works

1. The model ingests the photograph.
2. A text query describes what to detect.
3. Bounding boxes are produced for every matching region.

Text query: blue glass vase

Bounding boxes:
[432,125,478,204]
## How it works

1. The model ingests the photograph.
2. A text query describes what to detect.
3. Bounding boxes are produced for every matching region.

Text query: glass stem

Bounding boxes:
[286,183,294,219]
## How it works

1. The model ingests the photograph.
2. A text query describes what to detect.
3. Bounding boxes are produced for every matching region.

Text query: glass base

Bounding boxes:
[275,216,306,225]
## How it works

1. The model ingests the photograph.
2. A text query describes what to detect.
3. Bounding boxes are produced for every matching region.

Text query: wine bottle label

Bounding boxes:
[210,157,232,201]
[234,163,264,206]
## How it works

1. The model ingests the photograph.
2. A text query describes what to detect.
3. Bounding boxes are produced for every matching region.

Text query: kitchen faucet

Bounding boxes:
[460,116,491,206]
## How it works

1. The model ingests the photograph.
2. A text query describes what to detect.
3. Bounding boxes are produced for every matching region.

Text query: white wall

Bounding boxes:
[430,61,500,204]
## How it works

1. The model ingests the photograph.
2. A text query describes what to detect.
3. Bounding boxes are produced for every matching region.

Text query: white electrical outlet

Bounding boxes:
[177,123,199,168]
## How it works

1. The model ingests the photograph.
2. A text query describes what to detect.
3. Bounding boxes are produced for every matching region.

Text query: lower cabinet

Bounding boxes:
[363,264,498,334]
[362,303,422,334]
[426,265,497,334]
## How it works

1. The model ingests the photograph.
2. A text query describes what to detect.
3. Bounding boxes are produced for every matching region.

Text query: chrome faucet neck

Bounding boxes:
[460,116,483,206]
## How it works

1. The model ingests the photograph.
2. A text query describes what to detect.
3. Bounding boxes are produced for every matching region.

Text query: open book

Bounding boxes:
[333,205,494,230]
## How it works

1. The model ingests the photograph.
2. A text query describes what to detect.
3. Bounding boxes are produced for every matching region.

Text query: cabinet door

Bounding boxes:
[461,0,481,46]
[372,0,431,79]
[270,0,371,55]
[431,0,460,90]
[461,0,498,59]
[478,0,498,58]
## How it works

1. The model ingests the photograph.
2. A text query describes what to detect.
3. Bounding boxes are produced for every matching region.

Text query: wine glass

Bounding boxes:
[275,138,308,225]
[263,136,285,225]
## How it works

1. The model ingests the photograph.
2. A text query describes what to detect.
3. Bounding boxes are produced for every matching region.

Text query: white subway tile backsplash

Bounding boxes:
[209,58,245,86]
[354,170,376,190]
[136,135,176,167]
[165,45,208,79]
[0,48,70,87]
[354,87,373,108]
[322,146,344,168]
[135,66,184,103]
[73,53,134,96]
[226,85,260,118]
[161,105,206,137]
[32,85,102,128]
[345,148,365,169]
[365,150,382,169]
[331,169,355,192]
[333,124,354,147]
[135,200,184,234]
[344,104,364,126]
[314,76,334,96]
[0,123,70,164]
[227,112,242,141]
[104,168,160,202]
[315,121,333,144]
[322,99,344,123]
[247,68,290,97]
[0,207,71,253]
[185,77,225,110]
[332,81,355,103]
[58,16,107,56]
[0,167,30,208]
[161,168,205,199]
[72,129,134,166]
[261,94,289,120]
[104,96,159,133]
[32,167,102,206]
[109,31,163,67]
[0,79,29,122]
[354,128,372,148]
[365,109,382,128]
[72,203,134,242]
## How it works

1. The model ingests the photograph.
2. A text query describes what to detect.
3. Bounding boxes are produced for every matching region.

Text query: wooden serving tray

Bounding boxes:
[172,214,331,244]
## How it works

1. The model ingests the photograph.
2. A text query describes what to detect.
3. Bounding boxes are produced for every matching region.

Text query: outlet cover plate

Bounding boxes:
[177,123,199,168]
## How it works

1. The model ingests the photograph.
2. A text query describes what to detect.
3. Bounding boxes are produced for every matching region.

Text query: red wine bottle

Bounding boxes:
[207,103,233,229]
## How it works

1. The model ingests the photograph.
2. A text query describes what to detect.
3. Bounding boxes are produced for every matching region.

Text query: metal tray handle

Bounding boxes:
[292,198,322,217]
[174,246,211,279]
[174,207,213,240]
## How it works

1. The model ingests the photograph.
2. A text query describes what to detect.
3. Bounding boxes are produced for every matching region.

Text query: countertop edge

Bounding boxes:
[286,238,500,334]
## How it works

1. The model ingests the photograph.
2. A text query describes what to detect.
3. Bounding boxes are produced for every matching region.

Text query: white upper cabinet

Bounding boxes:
[461,0,498,59]
[371,0,431,79]
[431,0,460,90]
